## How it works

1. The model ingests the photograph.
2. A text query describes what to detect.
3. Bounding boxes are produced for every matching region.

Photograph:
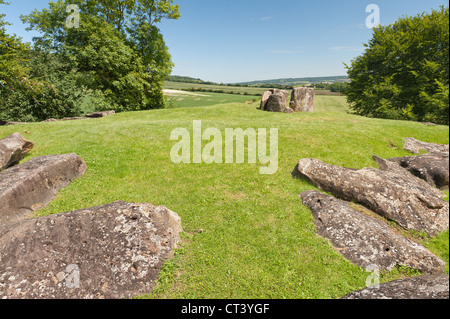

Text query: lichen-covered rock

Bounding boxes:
[301,190,446,274]
[0,154,87,225]
[0,133,34,171]
[289,87,315,112]
[296,158,449,236]
[404,137,449,154]
[0,201,183,299]
[388,152,449,189]
[261,89,289,112]
[342,275,449,299]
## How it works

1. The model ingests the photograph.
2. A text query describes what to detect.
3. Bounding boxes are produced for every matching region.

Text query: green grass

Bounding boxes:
[1,96,448,299]
[165,91,259,108]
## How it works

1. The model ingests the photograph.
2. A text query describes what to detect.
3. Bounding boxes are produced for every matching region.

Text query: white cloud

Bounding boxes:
[260,16,272,21]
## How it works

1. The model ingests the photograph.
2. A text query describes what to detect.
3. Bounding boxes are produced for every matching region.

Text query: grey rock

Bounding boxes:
[0,201,183,299]
[342,275,449,299]
[85,111,115,118]
[0,154,87,225]
[296,158,449,236]
[301,190,446,274]
[261,89,289,113]
[404,137,449,154]
[0,133,34,171]
[289,87,315,112]
[388,152,449,189]
[284,107,294,114]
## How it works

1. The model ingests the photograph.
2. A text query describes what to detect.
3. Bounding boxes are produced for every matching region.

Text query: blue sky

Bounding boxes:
[1,0,449,83]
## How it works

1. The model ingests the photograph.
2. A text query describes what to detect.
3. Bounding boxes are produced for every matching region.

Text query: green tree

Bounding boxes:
[22,0,180,112]
[344,6,449,125]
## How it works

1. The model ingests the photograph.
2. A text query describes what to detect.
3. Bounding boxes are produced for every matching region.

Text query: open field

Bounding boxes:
[164,89,260,108]
[165,81,339,96]
[1,96,448,299]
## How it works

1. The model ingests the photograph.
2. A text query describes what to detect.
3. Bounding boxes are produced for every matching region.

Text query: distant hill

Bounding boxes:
[235,76,349,86]
[169,75,349,86]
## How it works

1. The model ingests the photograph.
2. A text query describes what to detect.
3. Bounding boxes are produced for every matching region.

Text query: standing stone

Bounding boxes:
[0,201,183,299]
[0,133,34,171]
[296,158,449,236]
[342,275,449,299]
[0,154,87,225]
[301,190,446,274]
[289,87,315,112]
[261,89,289,112]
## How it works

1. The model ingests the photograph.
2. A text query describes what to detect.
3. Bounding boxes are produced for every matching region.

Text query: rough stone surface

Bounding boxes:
[404,137,449,154]
[296,158,449,236]
[0,201,183,299]
[301,190,445,274]
[289,87,315,112]
[261,89,289,112]
[342,275,449,299]
[0,133,34,171]
[388,152,449,189]
[0,154,87,225]
[284,107,294,114]
[85,111,115,118]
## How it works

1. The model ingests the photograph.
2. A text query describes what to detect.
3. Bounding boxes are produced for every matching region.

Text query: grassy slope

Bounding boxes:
[1,96,448,299]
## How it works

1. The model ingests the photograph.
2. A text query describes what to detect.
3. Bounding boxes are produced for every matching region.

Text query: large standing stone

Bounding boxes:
[342,275,449,299]
[301,190,445,274]
[404,137,449,154]
[261,89,289,112]
[0,133,34,171]
[296,158,449,236]
[0,201,183,299]
[0,154,87,225]
[289,87,315,112]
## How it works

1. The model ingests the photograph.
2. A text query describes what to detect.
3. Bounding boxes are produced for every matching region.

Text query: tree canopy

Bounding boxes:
[1,0,180,122]
[344,6,449,125]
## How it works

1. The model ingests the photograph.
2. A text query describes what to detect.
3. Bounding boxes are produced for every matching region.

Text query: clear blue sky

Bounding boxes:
[1,0,449,83]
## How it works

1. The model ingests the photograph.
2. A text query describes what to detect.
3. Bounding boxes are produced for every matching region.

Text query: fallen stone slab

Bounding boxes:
[0,201,183,299]
[289,87,315,112]
[342,274,449,299]
[296,158,449,236]
[85,111,115,118]
[404,137,449,154]
[301,190,446,274]
[0,154,87,225]
[388,152,449,189]
[0,133,34,171]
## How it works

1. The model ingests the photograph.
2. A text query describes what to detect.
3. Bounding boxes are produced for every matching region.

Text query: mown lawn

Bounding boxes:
[1,96,448,299]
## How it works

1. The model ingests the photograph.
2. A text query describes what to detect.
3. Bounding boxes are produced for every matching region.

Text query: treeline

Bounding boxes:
[0,0,180,122]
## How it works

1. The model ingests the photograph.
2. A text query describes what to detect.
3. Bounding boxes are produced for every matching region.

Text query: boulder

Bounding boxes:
[301,190,446,274]
[0,133,34,171]
[0,201,183,299]
[85,111,115,118]
[296,158,449,236]
[284,107,294,114]
[0,154,87,225]
[261,89,289,113]
[342,275,449,299]
[289,87,315,112]
[404,137,449,154]
[388,152,449,189]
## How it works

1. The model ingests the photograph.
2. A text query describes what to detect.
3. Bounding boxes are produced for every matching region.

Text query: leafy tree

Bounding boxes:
[344,6,449,125]
[22,0,180,112]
